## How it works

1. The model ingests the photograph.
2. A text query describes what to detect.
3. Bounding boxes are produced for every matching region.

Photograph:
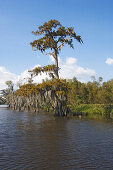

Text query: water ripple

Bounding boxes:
[0,109,113,169]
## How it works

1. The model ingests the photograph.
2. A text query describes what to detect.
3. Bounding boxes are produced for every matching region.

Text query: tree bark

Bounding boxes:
[54,50,59,79]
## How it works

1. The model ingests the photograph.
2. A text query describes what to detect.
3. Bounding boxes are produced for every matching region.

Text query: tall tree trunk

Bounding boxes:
[54,50,59,79]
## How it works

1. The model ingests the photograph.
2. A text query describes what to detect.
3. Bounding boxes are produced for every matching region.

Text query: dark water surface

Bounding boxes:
[0,108,113,170]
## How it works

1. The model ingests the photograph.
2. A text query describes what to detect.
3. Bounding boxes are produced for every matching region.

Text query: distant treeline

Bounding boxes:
[67,77,113,105]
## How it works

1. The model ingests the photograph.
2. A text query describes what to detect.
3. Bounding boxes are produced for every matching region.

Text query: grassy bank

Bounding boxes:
[35,104,113,120]
[70,104,113,119]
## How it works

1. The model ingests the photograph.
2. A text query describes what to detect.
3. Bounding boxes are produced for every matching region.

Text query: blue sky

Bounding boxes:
[0,0,113,89]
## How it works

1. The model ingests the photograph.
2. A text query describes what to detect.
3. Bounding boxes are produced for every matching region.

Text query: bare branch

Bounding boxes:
[45,52,56,59]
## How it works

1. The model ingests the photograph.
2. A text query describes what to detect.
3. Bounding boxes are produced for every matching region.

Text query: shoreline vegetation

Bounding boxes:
[1,20,113,120]
[70,104,113,120]
[1,103,113,120]
[2,76,113,120]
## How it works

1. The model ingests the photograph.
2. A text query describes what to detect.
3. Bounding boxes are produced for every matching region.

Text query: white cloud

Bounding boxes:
[18,64,50,85]
[0,57,96,90]
[49,55,96,81]
[59,57,96,82]
[66,57,77,65]
[0,66,18,90]
[105,58,113,65]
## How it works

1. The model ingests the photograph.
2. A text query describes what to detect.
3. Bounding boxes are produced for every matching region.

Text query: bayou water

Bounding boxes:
[0,108,113,169]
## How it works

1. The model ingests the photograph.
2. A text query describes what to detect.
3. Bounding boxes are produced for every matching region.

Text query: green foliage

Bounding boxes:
[5,80,14,92]
[67,78,113,105]
[71,104,113,119]
[67,77,113,119]
[6,80,13,86]
[30,19,83,53]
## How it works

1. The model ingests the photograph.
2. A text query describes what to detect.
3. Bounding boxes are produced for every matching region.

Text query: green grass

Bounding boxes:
[70,104,113,119]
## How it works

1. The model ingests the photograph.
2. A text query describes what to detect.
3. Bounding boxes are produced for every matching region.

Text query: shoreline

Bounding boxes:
[2,103,113,120]
[69,104,113,120]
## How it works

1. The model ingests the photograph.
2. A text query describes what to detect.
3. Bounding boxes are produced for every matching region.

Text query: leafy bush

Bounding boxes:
[71,104,113,119]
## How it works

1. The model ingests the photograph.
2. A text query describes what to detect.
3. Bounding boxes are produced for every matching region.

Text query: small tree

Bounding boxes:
[5,80,14,93]
[30,19,83,79]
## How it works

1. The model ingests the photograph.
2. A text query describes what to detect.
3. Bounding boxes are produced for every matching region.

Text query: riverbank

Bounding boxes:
[70,104,113,120]
[7,102,113,120]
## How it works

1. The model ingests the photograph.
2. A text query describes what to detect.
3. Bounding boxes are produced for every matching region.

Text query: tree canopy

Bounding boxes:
[30,19,83,79]
[30,19,83,53]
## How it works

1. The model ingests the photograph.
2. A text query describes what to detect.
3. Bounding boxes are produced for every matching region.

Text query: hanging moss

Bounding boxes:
[28,65,58,78]
[9,79,70,116]
[16,79,69,97]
